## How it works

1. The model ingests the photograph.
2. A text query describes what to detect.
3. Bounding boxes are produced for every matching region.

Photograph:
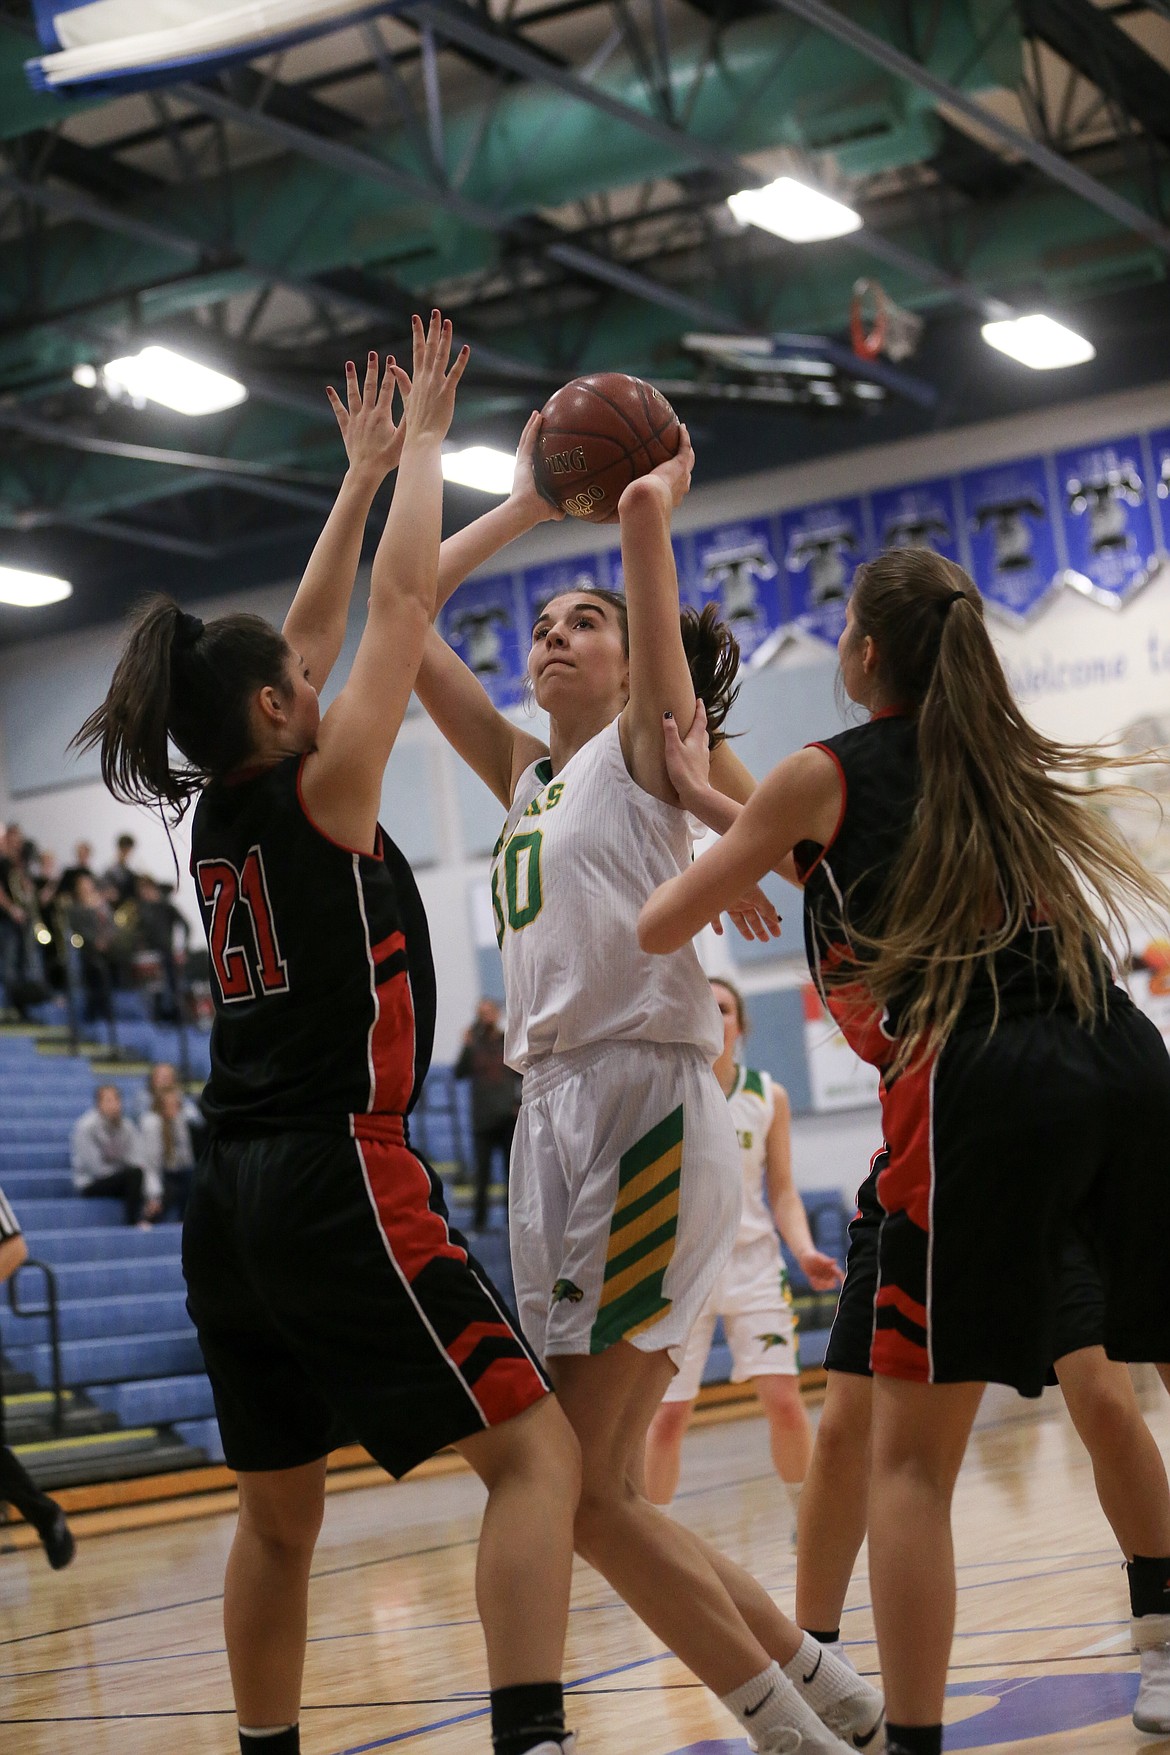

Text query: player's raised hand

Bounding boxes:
[512,411,565,525]
[402,309,469,446]
[620,421,695,519]
[326,350,413,481]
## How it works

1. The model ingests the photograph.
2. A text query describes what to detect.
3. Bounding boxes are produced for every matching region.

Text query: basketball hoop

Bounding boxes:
[850,278,924,364]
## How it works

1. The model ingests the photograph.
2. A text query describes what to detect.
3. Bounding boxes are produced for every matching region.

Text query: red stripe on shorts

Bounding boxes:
[875,1053,935,1232]
[875,1283,928,1328]
[471,1355,548,1427]
[447,1319,515,1370]
[360,1139,468,1284]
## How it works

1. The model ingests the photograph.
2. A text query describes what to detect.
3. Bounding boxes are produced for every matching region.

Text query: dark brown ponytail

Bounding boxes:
[73,594,290,819]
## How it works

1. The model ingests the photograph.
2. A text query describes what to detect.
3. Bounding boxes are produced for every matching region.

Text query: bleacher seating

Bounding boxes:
[0,1022,852,1494]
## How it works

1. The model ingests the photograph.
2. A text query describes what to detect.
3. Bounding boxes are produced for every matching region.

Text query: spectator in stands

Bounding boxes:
[103,833,139,907]
[453,997,521,1231]
[129,875,190,1021]
[0,826,49,1018]
[65,874,117,1022]
[56,841,97,906]
[138,1088,196,1221]
[70,1085,159,1227]
[0,1184,74,1568]
[140,1061,201,1123]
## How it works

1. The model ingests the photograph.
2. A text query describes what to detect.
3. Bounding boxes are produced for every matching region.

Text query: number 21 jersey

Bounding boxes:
[191,754,435,1134]
[491,717,721,1072]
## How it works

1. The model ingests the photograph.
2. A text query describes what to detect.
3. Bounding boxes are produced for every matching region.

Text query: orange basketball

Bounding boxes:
[533,372,680,522]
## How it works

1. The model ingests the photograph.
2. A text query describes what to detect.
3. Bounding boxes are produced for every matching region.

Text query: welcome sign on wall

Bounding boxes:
[446,421,1170,707]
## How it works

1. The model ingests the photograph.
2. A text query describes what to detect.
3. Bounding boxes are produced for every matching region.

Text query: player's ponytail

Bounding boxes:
[74,594,289,820]
[680,601,740,749]
[844,548,1170,1069]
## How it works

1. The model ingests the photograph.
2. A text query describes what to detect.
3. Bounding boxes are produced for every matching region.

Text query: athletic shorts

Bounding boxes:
[663,1231,799,1402]
[824,1159,1105,1380]
[827,999,1170,1397]
[182,1120,549,1476]
[510,1039,740,1363]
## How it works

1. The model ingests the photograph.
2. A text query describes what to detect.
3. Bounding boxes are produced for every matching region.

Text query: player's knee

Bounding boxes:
[648,1401,692,1445]
[238,1481,324,1553]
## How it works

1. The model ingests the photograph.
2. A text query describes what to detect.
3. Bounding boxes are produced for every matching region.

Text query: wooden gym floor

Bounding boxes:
[3,1374,1170,1755]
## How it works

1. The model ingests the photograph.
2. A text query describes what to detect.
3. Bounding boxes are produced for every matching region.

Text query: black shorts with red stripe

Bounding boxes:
[824,995,1170,1397]
[183,1118,548,1476]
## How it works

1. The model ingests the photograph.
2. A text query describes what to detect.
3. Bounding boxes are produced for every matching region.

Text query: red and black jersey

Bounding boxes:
[191,755,434,1135]
[792,712,1069,1072]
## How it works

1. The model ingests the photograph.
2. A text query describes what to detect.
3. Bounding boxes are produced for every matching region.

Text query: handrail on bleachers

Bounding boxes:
[7,1258,66,1436]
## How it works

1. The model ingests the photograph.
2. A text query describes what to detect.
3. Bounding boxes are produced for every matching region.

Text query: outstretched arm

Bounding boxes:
[617,429,701,802]
[433,412,562,617]
[764,1088,844,1291]
[281,350,412,691]
[303,313,468,851]
[638,745,841,953]
[415,628,547,809]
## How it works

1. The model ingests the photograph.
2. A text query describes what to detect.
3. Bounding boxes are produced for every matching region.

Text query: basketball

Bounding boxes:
[533,371,681,521]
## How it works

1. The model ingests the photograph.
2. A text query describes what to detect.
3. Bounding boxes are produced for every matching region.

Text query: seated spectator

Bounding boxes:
[70,1085,159,1227]
[138,1061,202,1129]
[138,1088,196,1221]
[65,874,118,1022]
[103,833,139,908]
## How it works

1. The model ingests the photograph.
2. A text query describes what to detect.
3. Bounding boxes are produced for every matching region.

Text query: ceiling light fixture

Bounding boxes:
[99,345,247,415]
[0,566,73,608]
[441,446,515,495]
[728,176,862,244]
[980,314,1095,370]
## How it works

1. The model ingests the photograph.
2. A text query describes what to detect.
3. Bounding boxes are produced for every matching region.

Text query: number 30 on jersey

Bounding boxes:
[492,830,543,946]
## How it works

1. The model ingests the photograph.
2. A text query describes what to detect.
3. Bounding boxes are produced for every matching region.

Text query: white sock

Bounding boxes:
[238,1730,295,1740]
[784,1629,870,1713]
[1135,1613,1170,1649]
[720,1661,840,1748]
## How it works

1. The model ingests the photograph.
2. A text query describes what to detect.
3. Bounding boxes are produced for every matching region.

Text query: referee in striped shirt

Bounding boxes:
[0,1185,74,1567]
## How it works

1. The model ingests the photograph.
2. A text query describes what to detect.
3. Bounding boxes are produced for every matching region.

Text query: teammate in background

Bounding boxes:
[794,1227,1170,1733]
[644,977,843,1519]
[75,317,580,1755]
[413,422,884,1755]
[637,549,1170,1755]
[0,1184,74,1569]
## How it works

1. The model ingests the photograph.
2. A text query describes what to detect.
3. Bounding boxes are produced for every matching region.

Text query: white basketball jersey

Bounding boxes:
[727,1066,779,1247]
[492,717,722,1072]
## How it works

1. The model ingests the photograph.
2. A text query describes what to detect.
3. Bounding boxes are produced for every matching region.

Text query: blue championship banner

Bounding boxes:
[1056,434,1160,609]
[438,572,527,711]
[779,495,871,646]
[958,455,1063,626]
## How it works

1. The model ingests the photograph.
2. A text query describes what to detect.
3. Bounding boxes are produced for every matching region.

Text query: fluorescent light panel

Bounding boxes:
[0,566,72,608]
[98,345,247,415]
[981,314,1094,370]
[728,176,861,244]
[442,446,515,495]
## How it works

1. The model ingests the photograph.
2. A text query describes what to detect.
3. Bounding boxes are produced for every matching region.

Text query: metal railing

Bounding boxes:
[6,1258,65,1437]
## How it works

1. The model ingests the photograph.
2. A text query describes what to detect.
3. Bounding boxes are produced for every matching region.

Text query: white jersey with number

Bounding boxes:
[492,717,722,1073]
[727,1066,779,1247]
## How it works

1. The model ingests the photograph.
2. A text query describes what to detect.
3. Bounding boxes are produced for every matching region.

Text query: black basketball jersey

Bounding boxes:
[190,755,435,1134]
[793,711,1068,1072]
